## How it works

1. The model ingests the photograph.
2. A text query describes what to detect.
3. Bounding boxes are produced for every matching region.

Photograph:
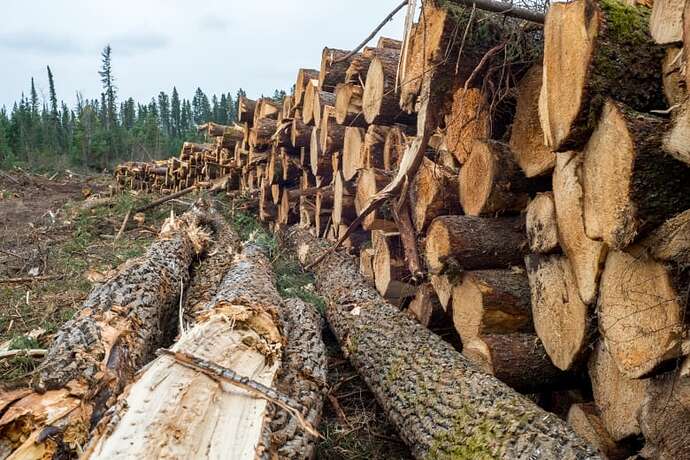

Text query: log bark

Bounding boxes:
[409,158,458,233]
[553,151,607,305]
[363,54,414,125]
[373,232,415,300]
[334,83,367,127]
[342,126,365,180]
[238,96,257,125]
[598,248,687,378]
[567,403,636,460]
[355,168,396,231]
[540,0,665,151]
[459,140,533,216]
[294,68,319,108]
[463,333,573,393]
[525,254,590,371]
[284,227,599,459]
[588,340,650,441]
[526,192,560,254]
[451,270,533,344]
[582,100,688,250]
[319,47,356,92]
[424,215,527,274]
[509,65,555,178]
[0,208,210,458]
[638,370,690,460]
[650,0,684,44]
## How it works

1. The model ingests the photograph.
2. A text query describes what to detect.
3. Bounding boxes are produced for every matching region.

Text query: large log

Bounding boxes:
[444,87,491,165]
[294,68,319,107]
[319,47,357,92]
[424,215,527,274]
[451,270,533,344]
[540,0,665,151]
[598,248,687,378]
[525,254,590,371]
[526,192,560,254]
[409,157,459,232]
[84,243,324,459]
[373,231,415,300]
[582,100,688,250]
[334,83,367,127]
[284,227,599,459]
[588,340,650,441]
[0,208,210,458]
[355,168,396,231]
[509,65,555,177]
[363,53,413,125]
[566,403,636,460]
[332,171,357,227]
[553,151,607,305]
[342,126,365,180]
[463,333,573,393]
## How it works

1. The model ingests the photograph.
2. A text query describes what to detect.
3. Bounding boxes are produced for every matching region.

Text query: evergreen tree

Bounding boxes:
[98,45,117,130]
[158,91,170,136]
[272,89,286,103]
[192,88,211,125]
[171,87,181,137]
[47,66,59,122]
[121,98,135,130]
[225,92,236,123]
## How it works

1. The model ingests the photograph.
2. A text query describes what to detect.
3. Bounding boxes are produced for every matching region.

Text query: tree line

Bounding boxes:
[0,45,286,170]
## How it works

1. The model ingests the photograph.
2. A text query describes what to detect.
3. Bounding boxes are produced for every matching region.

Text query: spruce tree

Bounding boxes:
[158,92,170,136]
[47,66,59,122]
[98,45,117,131]
[171,87,181,138]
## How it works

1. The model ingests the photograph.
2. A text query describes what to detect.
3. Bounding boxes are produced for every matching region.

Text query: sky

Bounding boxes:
[0,0,406,110]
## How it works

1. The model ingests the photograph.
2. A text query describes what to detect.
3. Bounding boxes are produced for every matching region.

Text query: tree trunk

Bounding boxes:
[451,270,532,344]
[284,227,599,459]
[294,68,319,108]
[424,215,528,274]
[553,151,607,305]
[540,0,665,151]
[650,0,684,44]
[363,54,414,125]
[319,47,357,92]
[318,105,345,155]
[526,192,560,254]
[459,140,535,216]
[588,340,650,441]
[566,403,636,460]
[509,65,555,177]
[373,231,415,301]
[408,157,458,233]
[363,124,390,170]
[0,208,210,458]
[463,333,573,393]
[342,126,365,180]
[598,248,687,378]
[334,83,367,127]
[525,254,590,371]
[444,87,491,165]
[582,100,688,250]
[355,168,397,231]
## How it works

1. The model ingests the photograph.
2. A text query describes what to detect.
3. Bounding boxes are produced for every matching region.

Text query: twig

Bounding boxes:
[444,0,545,24]
[114,208,132,242]
[157,349,322,439]
[327,394,352,428]
[0,348,47,359]
[332,0,409,64]
[0,274,63,284]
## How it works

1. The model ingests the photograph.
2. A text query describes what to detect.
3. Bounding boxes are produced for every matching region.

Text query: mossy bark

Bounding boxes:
[284,226,599,459]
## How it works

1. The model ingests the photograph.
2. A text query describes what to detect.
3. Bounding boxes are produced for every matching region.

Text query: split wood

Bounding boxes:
[157,349,322,438]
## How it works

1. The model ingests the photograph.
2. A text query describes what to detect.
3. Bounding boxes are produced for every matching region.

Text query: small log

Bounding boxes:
[444,86,491,164]
[377,36,402,50]
[553,151,607,305]
[459,140,533,216]
[582,100,688,250]
[249,118,278,148]
[650,0,684,44]
[463,333,573,393]
[319,47,356,92]
[525,254,590,371]
[291,116,312,149]
[285,227,599,459]
[509,64,555,177]
[355,168,396,231]
[312,91,336,127]
[526,192,559,254]
[588,340,650,441]
[342,126,365,180]
[294,68,319,107]
[253,98,281,126]
[391,201,423,279]
[540,0,665,150]
[373,231,415,300]
[362,124,390,169]
[315,189,334,237]
[598,248,687,378]
[424,215,527,274]
[301,80,319,125]
[334,83,367,127]
[567,403,636,460]
[309,128,331,179]
[637,208,690,265]
[279,188,299,225]
[319,105,346,155]
[363,54,414,125]
[451,270,532,344]
[383,124,411,171]
[332,172,357,226]
[407,283,446,327]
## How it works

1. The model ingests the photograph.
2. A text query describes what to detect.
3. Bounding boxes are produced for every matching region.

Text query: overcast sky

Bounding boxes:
[0,0,406,110]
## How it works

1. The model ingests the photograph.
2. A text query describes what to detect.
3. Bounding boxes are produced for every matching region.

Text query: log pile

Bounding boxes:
[109,0,690,457]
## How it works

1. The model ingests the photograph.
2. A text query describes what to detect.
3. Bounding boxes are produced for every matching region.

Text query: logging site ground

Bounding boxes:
[0,169,411,459]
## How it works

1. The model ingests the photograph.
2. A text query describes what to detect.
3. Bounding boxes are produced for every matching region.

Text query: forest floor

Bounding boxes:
[0,169,411,459]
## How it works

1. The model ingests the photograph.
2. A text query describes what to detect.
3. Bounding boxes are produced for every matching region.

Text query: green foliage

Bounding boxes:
[9,335,41,350]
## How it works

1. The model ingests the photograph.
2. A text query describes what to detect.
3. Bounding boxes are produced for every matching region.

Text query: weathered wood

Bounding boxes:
[525,254,590,371]
[452,270,532,344]
[582,100,688,250]
[526,192,559,254]
[567,403,636,460]
[334,83,367,127]
[355,168,396,231]
[553,151,607,305]
[425,215,527,274]
[373,232,415,300]
[408,157,458,233]
[363,52,413,125]
[407,283,446,327]
[540,0,665,150]
[285,227,599,459]
[319,47,357,92]
[650,0,684,44]
[342,126,365,180]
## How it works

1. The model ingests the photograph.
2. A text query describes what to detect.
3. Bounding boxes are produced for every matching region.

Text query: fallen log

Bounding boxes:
[284,226,599,459]
[0,206,211,458]
[540,0,665,150]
